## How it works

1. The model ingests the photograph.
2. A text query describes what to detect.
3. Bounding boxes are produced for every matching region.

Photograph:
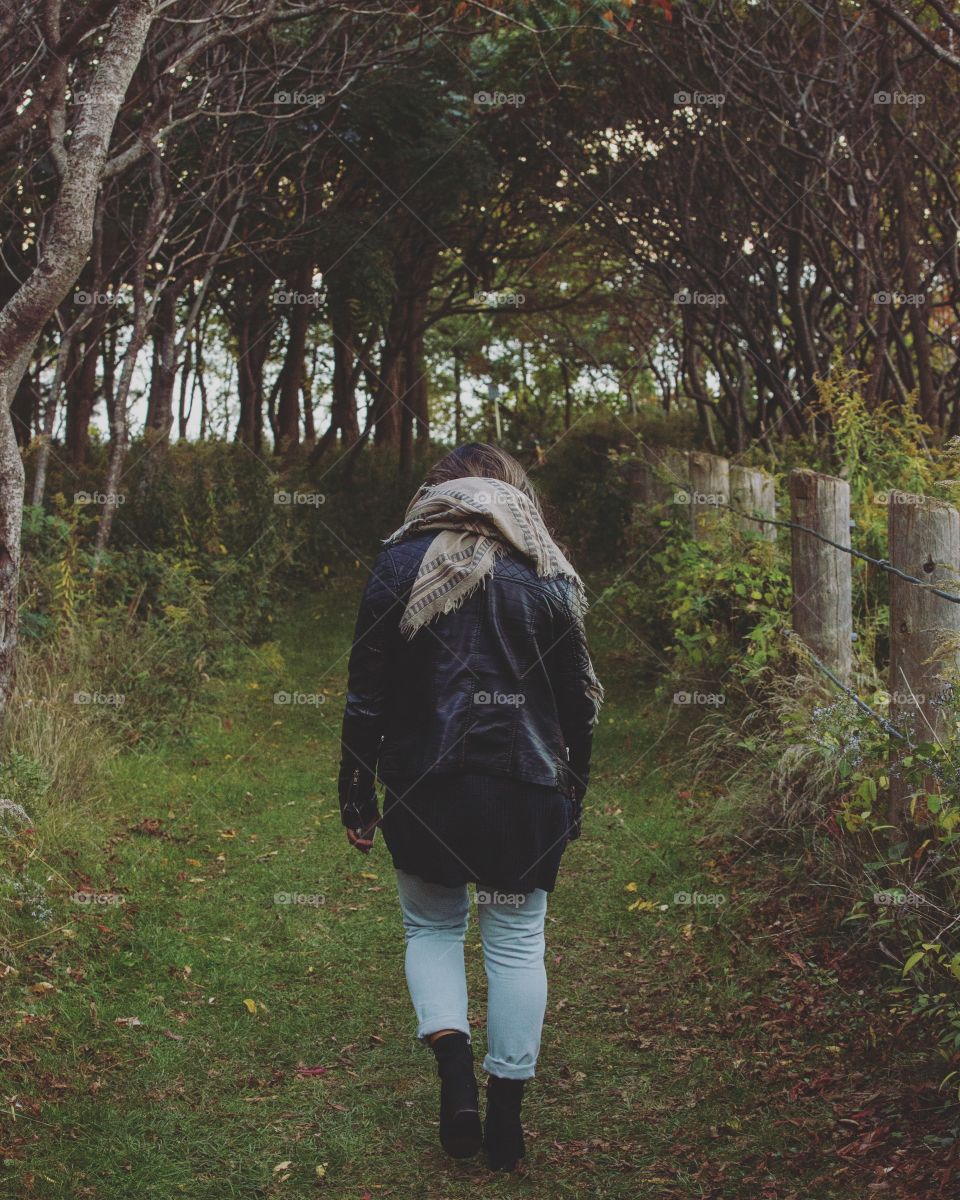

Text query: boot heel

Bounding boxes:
[483,1075,526,1171]
[432,1032,482,1158]
[443,1106,483,1158]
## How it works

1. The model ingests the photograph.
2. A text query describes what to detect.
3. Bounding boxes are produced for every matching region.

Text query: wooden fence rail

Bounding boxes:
[627,447,960,816]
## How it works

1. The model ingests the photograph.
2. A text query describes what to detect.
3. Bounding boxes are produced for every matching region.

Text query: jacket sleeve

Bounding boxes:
[338,548,402,828]
[545,578,602,808]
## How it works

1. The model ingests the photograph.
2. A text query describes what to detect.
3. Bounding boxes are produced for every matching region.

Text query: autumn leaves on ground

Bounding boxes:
[1,581,953,1199]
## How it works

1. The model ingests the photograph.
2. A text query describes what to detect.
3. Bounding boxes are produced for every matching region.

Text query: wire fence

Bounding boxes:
[782,628,912,745]
[638,460,960,761]
[714,499,960,605]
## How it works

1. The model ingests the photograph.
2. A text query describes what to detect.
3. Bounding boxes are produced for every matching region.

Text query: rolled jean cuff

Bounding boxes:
[416,1016,472,1044]
[482,1052,536,1080]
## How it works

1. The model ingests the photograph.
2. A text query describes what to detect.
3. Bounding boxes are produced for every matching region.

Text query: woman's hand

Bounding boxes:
[345,813,381,854]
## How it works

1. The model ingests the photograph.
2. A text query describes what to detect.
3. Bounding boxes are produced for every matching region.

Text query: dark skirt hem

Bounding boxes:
[380,772,572,895]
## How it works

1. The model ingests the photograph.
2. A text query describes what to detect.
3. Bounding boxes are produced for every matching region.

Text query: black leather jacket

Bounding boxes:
[338,531,600,829]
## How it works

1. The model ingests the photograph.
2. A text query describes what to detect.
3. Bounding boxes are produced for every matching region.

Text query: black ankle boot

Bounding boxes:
[483,1075,526,1171]
[431,1032,481,1158]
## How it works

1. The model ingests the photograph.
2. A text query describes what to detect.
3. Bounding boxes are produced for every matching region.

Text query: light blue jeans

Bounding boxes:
[394,868,549,1080]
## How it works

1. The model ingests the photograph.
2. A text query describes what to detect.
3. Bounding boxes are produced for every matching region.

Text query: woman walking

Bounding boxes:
[337,443,603,1171]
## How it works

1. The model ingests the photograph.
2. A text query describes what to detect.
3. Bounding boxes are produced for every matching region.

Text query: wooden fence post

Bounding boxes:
[789,469,853,683]
[687,451,729,540]
[888,491,960,824]
[625,447,663,507]
[623,457,648,507]
[729,465,776,541]
[662,447,690,498]
[625,444,690,510]
[650,444,690,506]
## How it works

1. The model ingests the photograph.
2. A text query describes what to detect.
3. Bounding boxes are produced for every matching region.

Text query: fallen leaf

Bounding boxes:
[131,817,165,836]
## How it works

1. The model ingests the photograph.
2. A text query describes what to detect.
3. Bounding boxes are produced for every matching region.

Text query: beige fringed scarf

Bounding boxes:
[383,476,604,708]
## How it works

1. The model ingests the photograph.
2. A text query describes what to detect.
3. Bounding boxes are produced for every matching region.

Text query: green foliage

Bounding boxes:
[652,515,790,682]
[22,446,291,746]
[292,441,438,569]
[814,364,934,501]
[583,374,960,1102]
[708,630,960,1101]
[597,496,791,699]
[780,687,960,1095]
[535,409,640,567]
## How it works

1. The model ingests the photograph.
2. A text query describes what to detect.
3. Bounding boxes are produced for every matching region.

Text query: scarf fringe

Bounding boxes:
[386,478,603,712]
[397,555,498,641]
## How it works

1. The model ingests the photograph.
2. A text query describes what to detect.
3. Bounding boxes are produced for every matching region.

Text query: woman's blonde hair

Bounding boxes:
[421,443,543,515]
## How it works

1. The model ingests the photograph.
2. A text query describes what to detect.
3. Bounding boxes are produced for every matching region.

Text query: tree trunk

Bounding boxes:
[893,166,935,427]
[410,328,428,443]
[266,372,280,448]
[276,263,313,456]
[374,339,402,446]
[145,285,178,441]
[328,296,361,448]
[66,316,104,464]
[683,335,721,452]
[30,328,78,507]
[0,408,24,726]
[96,154,169,556]
[399,343,415,477]
[11,369,39,449]
[235,303,272,452]
[0,0,154,724]
[178,334,193,440]
[95,306,148,557]
[453,350,463,443]
[399,291,428,474]
[374,237,437,458]
[560,358,572,431]
[302,341,318,449]
[198,332,209,441]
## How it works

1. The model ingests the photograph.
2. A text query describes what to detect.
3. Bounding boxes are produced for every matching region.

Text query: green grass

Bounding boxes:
[0,577,935,1198]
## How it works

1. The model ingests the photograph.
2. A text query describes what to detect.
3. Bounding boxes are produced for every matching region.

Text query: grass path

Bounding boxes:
[1,578,937,1198]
